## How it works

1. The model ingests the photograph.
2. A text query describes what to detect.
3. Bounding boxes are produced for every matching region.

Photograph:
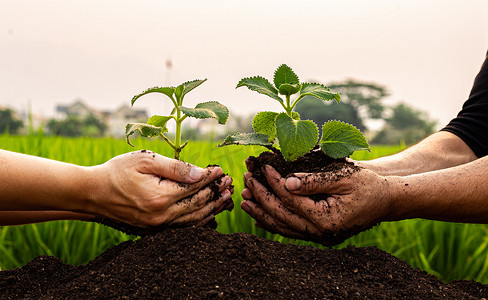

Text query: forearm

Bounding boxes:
[0,211,94,226]
[0,149,95,213]
[358,131,477,176]
[387,154,488,223]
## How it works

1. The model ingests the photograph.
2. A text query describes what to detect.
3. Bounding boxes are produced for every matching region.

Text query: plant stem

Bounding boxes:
[285,95,293,116]
[174,107,183,160]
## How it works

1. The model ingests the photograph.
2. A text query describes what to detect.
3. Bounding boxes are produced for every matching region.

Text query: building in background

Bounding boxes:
[55,99,148,137]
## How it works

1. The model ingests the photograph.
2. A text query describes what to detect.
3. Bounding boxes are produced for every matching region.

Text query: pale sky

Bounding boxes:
[1,0,488,130]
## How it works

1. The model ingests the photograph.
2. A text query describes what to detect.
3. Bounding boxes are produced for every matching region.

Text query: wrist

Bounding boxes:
[66,165,103,215]
[382,175,413,222]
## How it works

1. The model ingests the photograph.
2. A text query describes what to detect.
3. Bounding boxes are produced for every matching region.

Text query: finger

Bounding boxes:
[241,188,253,200]
[241,201,307,240]
[284,165,357,195]
[196,214,217,227]
[164,175,232,217]
[157,168,227,203]
[137,151,220,184]
[261,165,331,223]
[243,172,252,181]
[246,176,319,234]
[168,191,231,227]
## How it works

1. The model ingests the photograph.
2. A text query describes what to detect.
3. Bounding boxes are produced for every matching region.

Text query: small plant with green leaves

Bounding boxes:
[219,64,370,160]
[125,79,229,160]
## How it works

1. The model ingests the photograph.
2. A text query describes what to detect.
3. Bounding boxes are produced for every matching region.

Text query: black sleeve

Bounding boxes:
[441,51,488,158]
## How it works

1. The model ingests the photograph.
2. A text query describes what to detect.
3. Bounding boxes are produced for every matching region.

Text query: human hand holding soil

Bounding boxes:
[88,150,234,229]
[241,138,488,246]
[241,165,391,246]
[0,149,233,230]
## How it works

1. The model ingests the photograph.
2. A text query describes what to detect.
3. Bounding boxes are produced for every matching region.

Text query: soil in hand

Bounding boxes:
[94,171,234,236]
[245,148,360,199]
[1,227,486,299]
[245,149,372,246]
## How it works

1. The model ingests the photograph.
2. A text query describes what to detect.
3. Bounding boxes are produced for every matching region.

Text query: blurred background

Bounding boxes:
[2,1,488,282]
[1,0,488,144]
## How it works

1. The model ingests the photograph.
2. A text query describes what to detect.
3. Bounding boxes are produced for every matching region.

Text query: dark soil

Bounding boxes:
[245,148,360,201]
[1,227,487,299]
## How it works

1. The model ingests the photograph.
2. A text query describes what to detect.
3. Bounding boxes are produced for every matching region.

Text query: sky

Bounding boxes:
[1,0,488,130]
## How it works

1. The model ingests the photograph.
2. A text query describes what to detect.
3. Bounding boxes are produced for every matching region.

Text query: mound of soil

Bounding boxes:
[1,227,486,299]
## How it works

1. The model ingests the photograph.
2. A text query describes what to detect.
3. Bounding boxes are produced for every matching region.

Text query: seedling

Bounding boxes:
[219,64,370,160]
[125,79,229,160]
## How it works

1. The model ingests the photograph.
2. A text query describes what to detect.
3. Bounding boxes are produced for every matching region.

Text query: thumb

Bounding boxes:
[285,170,354,195]
[140,152,207,183]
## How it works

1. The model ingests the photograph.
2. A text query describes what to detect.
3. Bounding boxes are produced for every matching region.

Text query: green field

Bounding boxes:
[1,134,488,284]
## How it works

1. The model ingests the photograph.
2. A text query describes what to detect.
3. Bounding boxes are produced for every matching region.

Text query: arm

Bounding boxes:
[0,149,233,227]
[355,131,478,176]
[0,211,93,226]
[241,155,488,245]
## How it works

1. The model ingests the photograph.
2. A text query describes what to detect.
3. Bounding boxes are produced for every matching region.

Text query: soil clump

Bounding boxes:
[1,227,486,299]
[245,148,360,201]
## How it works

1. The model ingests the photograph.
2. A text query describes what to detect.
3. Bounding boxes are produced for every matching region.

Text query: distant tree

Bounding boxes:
[294,79,388,133]
[294,97,365,131]
[82,114,107,137]
[372,103,436,145]
[328,79,389,120]
[47,114,107,137]
[0,108,23,134]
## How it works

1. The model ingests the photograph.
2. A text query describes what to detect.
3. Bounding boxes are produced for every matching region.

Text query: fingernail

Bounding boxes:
[222,190,231,201]
[285,176,301,191]
[241,200,250,211]
[189,167,205,181]
[225,177,233,188]
[216,167,224,177]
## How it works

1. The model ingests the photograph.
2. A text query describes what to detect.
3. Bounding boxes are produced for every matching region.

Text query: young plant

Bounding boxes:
[125,79,229,160]
[219,64,370,160]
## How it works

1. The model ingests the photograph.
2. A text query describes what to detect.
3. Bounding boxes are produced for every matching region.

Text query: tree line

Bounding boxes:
[0,79,436,145]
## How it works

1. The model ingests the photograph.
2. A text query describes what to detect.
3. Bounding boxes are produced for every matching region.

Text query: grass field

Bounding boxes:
[1,134,488,284]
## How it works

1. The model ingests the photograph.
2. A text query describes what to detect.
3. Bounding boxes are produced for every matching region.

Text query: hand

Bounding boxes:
[86,150,233,228]
[241,164,392,246]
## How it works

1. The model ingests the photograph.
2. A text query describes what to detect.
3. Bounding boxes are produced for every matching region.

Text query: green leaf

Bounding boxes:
[291,111,300,120]
[174,79,207,104]
[125,123,165,147]
[278,83,302,96]
[319,120,370,159]
[179,101,229,124]
[131,87,175,106]
[274,64,299,89]
[217,132,273,147]
[252,111,300,142]
[252,111,278,142]
[147,115,172,128]
[298,83,341,103]
[275,113,318,161]
[179,79,207,99]
[236,76,283,103]
[174,85,184,102]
